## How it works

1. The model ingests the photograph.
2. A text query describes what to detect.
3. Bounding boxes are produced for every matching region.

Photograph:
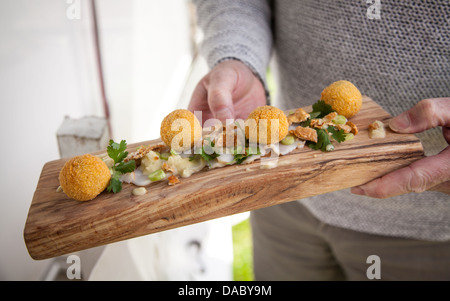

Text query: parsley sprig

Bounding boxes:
[106,140,136,193]
[232,145,261,164]
[328,126,346,143]
[305,100,346,152]
[190,138,219,165]
[189,138,260,165]
[310,100,334,119]
[307,126,346,152]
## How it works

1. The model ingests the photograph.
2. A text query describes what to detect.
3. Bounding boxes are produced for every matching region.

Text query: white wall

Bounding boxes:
[0,0,231,281]
[0,0,103,280]
[0,0,236,280]
[86,0,233,281]
[96,0,194,143]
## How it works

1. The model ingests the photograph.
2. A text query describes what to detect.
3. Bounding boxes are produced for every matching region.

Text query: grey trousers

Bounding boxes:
[250,201,450,281]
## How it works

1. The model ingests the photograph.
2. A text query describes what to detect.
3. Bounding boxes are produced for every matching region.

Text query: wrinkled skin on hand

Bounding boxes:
[188,60,266,124]
[351,98,450,198]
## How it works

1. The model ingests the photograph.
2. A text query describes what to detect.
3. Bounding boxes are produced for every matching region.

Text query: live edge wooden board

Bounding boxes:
[24,97,424,260]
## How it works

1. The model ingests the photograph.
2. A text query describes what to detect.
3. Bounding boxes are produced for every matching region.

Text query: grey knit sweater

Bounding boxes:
[194,0,450,241]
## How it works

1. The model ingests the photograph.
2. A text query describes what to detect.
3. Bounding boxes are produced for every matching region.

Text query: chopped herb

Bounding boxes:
[107,140,128,164]
[114,160,136,174]
[108,172,123,194]
[310,100,334,119]
[327,125,346,143]
[232,146,260,164]
[300,118,312,127]
[200,147,219,163]
[307,129,332,152]
[299,100,346,152]
[189,139,219,164]
[300,100,333,127]
[307,126,345,152]
[106,139,136,193]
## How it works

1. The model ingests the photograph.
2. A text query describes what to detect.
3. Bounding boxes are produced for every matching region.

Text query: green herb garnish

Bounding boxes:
[106,139,136,193]
[301,100,333,127]
[232,146,261,164]
[310,100,334,119]
[301,100,346,152]
[307,126,346,152]
[327,125,346,143]
[190,138,219,165]
[307,129,331,152]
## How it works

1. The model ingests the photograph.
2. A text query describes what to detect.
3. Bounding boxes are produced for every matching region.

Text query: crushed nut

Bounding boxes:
[346,121,358,135]
[161,162,175,173]
[287,108,310,124]
[125,143,166,165]
[310,118,325,129]
[335,124,352,133]
[323,112,338,123]
[168,175,180,186]
[290,126,318,143]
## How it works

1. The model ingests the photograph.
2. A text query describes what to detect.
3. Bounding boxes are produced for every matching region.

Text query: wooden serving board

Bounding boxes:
[24,97,424,260]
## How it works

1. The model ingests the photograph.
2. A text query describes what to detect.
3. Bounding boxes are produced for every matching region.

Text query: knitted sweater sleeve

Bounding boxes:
[193,0,273,98]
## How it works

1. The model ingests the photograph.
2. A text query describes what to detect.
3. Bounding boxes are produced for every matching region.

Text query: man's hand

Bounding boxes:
[188,60,266,123]
[351,98,450,198]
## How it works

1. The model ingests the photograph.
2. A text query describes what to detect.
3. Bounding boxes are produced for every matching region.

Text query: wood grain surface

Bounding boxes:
[24,97,424,260]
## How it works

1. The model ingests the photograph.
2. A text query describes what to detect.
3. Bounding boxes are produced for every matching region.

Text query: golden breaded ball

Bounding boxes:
[160,109,202,152]
[59,154,111,201]
[245,106,289,145]
[321,80,362,118]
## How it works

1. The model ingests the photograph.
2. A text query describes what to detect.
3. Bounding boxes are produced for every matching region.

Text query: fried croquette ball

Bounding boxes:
[160,109,202,152]
[321,80,362,118]
[245,106,289,145]
[59,154,111,201]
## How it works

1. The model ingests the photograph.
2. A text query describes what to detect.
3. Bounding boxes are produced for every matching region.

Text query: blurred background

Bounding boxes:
[0,0,253,280]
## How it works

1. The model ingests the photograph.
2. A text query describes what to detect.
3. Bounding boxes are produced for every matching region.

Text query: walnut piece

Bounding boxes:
[125,143,166,165]
[346,121,358,135]
[287,108,310,124]
[168,175,180,186]
[322,112,338,123]
[335,124,352,133]
[290,126,318,143]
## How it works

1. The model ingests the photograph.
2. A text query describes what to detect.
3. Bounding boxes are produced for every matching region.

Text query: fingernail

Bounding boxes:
[351,186,366,196]
[389,112,410,132]
[214,107,233,122]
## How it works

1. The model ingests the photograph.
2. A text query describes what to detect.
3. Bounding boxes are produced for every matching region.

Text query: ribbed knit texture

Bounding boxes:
[194,0,450,241]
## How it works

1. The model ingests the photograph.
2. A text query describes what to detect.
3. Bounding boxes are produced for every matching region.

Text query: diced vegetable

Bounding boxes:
[148,169,166,182]
[281,134,295,145]
[325,144,335,152]
[333,115,347,125]
[159,152,170,160]
[246,145,260,155]
[344,133,355,141]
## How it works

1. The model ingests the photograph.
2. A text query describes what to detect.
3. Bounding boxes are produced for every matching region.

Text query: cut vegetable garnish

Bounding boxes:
[148,169,166,182]
[281,134,295,145]
[106,140,136,193]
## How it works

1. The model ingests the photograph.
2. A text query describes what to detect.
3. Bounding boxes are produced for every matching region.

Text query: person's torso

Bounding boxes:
[272,0,449,119]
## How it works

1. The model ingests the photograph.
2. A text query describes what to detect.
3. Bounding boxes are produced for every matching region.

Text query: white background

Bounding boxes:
[0,0,238,280]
